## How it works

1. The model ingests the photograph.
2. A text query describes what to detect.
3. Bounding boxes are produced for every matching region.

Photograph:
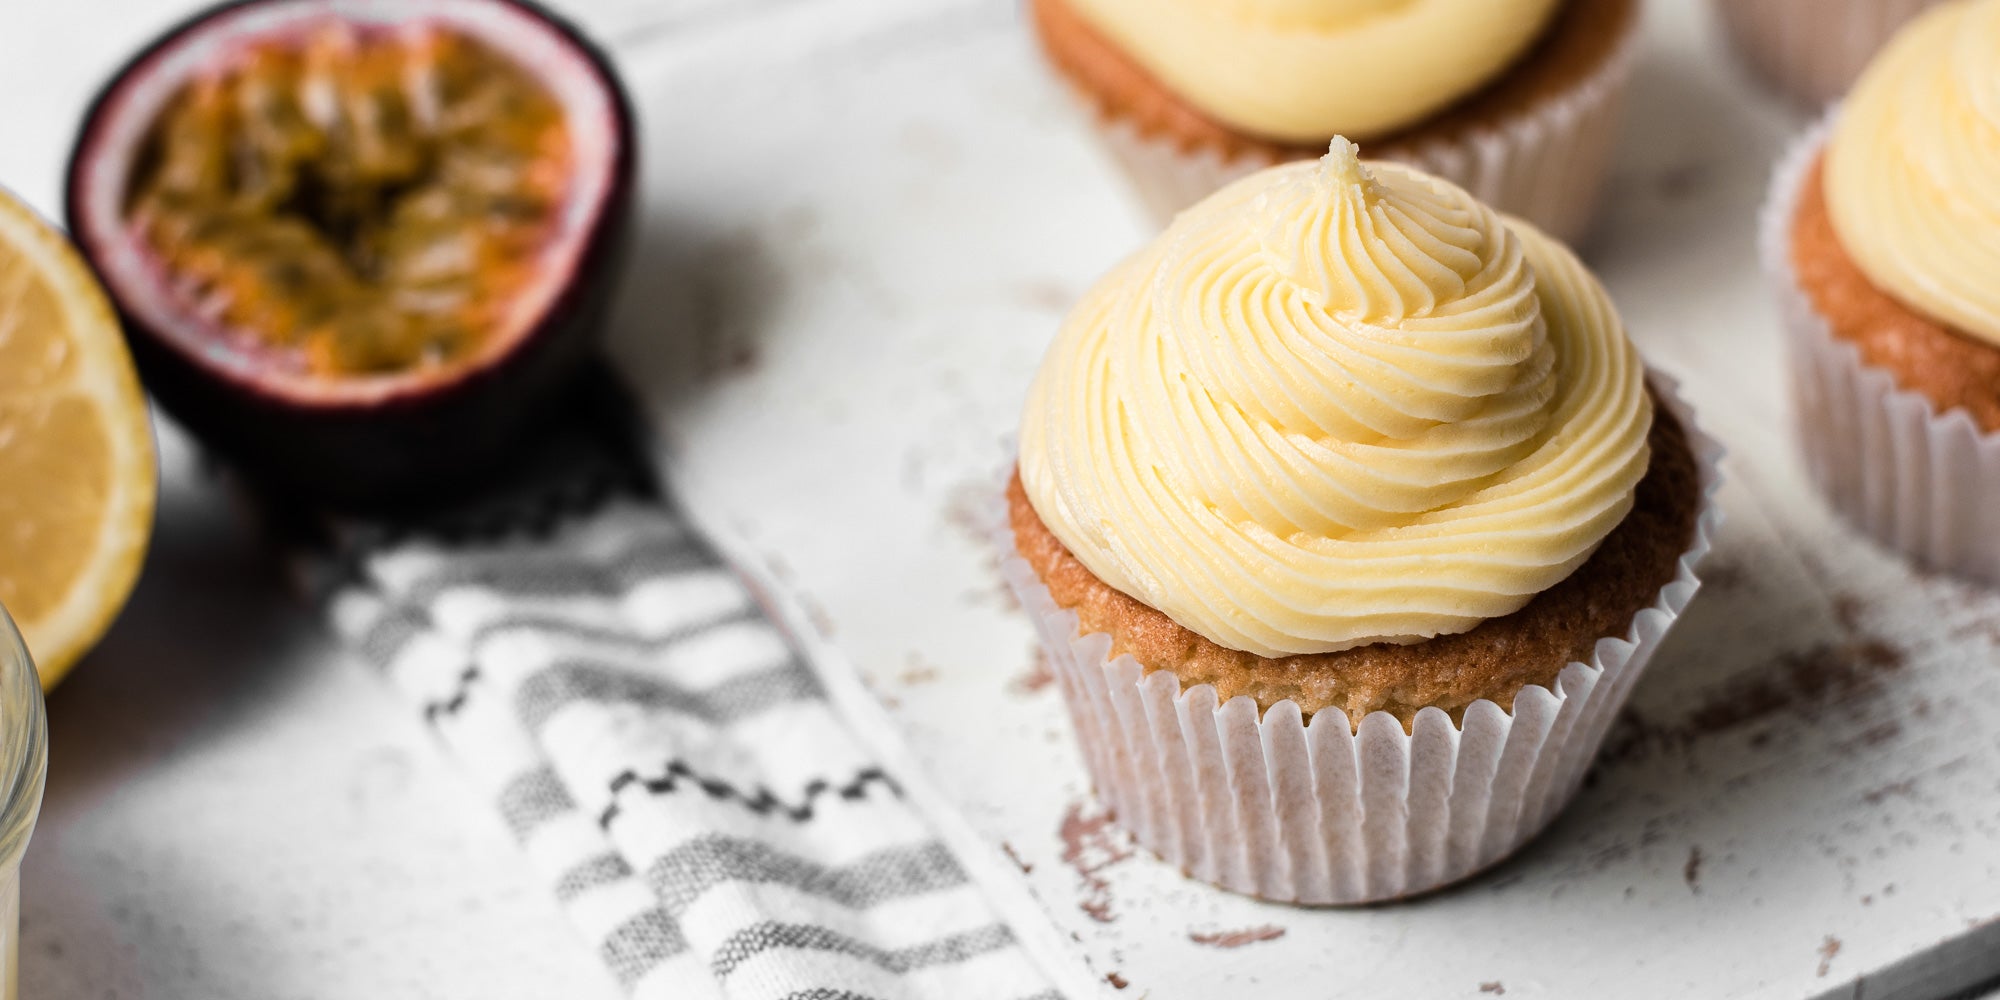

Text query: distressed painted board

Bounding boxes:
[1,0,1994,997]
[607,2,2000,999]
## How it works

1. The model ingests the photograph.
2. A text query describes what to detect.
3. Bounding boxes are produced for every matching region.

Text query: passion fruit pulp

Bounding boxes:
[67,0,636,512]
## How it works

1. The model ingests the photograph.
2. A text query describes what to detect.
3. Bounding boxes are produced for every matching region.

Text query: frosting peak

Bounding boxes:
[1824,0,2000,346]
[1019,144,1651,657]
[1259,139,1509,321]
[1064,0,1563,142]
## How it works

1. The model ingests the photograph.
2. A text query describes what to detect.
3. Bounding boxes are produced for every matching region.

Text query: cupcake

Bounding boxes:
[1715,0,1941,107]
[1001,140,1719,903]
[1029,0,1641,245]
[1766,0,2000,582]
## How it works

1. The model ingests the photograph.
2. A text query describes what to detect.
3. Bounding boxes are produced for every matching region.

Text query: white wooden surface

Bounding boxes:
[612,2,2000,999]
[2,1,1997,998]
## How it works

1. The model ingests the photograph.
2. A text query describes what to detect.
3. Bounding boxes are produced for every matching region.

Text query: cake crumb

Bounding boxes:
[1010,648,1056,695]
[1016,279,1075,313]
[1600,614,1908,764]
[1653,161,1713,201]
[1059,800,1133,923]
[1000,841,1033,875]
[898,653,940,686]
[1188,925,1285,948]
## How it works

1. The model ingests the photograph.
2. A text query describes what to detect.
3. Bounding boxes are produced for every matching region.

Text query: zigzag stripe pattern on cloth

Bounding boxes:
[328,499,1060,1000]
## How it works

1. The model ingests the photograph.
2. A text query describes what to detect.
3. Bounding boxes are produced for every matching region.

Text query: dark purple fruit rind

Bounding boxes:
[64,0,639,515]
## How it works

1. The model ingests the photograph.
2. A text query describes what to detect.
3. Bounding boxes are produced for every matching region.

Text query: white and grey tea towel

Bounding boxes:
[314,381,1073,1000]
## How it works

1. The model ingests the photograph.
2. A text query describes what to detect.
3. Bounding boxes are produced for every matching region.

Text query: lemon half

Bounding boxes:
[0,186,156,689]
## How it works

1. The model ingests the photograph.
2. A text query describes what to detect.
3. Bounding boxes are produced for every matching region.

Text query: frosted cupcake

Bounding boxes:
[1766,0,2000,581]
[1002,140,1719,903]
[1030,0,1641,244]
[1715,0,1941,107]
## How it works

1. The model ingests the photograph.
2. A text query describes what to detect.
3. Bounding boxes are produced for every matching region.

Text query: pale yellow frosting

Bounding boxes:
[1064,0,1562,143]
[1019,141,1652,657]
[1825,0,2000,346]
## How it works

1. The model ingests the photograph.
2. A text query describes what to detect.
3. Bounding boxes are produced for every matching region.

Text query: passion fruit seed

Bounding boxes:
[126,23,571,376]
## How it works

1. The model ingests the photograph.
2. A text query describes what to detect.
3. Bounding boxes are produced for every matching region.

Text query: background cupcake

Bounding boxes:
[1715,0,1941,107]
[1030,0,1641,244]
[1765,0,2000,581]
[1002,142,1720,904]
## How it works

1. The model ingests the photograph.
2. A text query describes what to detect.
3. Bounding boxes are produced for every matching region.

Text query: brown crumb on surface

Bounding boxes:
[724,342,759,375]
[1058,800,1133,923]
[1480,984,1507,996]
[1653,162,1714,201]
[1188,925,1286,948]
[798,592,836,638]
[1599,601,1908,765]
[898,654,940,686]
[1685,638,1903,738]
[1684,846,1703,893]
[941,480,997,547]
[1817,935,1842,978]
[1699,557,1748,592]
[1010,648,1057,696]
[1016,280,1076,313]
[1831,594,1867,633]
[1105,972,1129,990]
[1862,778,1917,805]
[1000,841,1034,875]
[1853,720,1902,748]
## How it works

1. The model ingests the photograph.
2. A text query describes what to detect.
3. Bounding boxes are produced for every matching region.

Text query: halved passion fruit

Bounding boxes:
[66,0,635,511]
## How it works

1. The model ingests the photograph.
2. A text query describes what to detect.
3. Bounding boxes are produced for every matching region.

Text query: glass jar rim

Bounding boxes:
[0,605,48,868]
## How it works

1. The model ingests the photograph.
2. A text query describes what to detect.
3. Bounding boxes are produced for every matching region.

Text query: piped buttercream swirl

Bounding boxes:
[1825,0,2000,346]
[1018,140,1652,657]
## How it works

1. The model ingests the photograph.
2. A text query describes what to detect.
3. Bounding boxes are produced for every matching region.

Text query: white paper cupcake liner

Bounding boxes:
[1714,0,1939,108]
[1080,9,1640,246]
[1762,114,2000,583]
[996,381,1722,904]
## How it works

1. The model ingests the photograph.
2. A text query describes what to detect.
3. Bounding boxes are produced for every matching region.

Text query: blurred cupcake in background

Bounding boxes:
[1001,140,1719,904]
[1764,0,2000,580]
[1030,0,1641,245]
[1715,0,1941,107]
